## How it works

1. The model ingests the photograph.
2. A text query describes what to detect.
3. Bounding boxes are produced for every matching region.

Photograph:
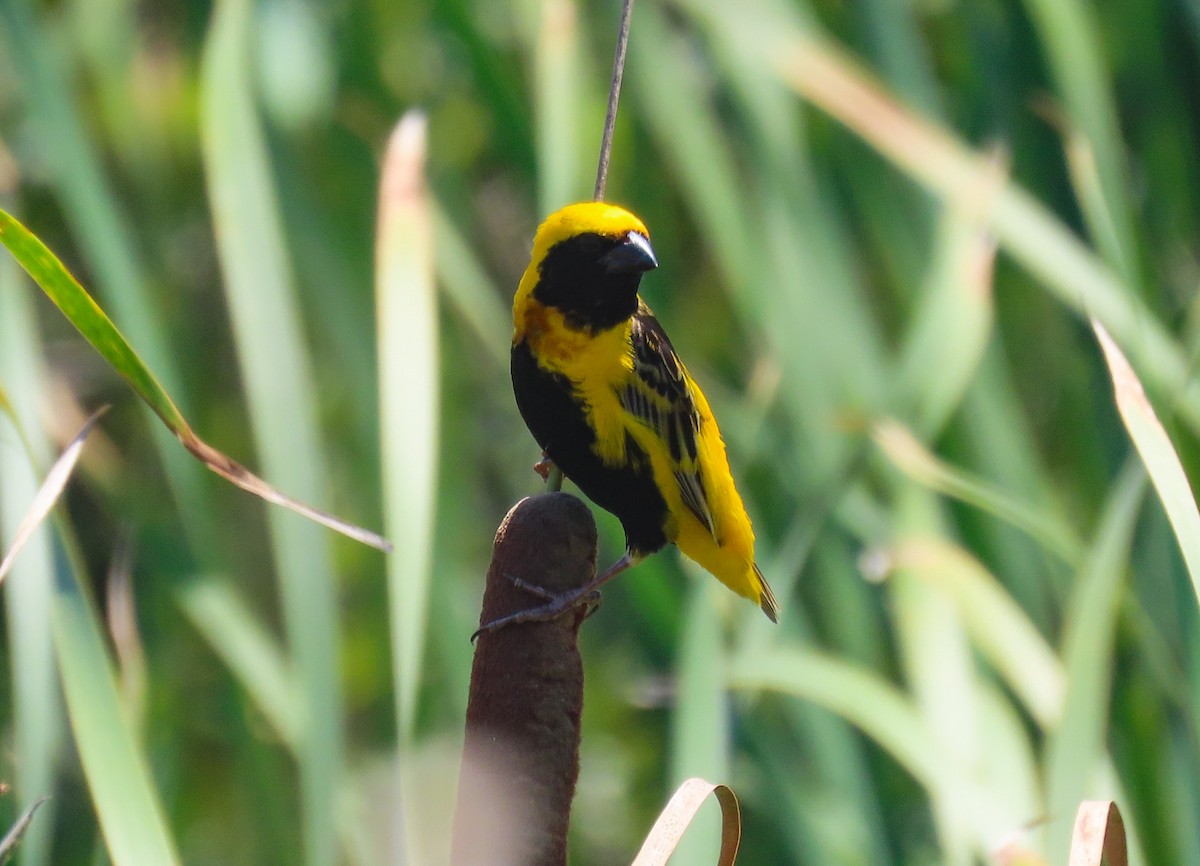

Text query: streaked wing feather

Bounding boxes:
[621,306,716,535]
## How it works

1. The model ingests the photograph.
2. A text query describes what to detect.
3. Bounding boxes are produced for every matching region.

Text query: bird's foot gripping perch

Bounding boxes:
[533,452,556,481]
[471,577,601,640]
[472,552,639,641]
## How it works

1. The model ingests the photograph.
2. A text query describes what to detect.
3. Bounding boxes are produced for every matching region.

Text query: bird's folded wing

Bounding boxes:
[621,308,717,536]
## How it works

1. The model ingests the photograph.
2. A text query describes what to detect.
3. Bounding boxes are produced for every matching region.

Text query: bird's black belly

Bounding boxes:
[511,340,668,555]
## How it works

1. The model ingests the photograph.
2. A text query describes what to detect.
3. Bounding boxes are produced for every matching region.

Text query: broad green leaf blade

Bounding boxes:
[0,407,106,584]
[0,207,391,551]
[1094,321,1200,606]
[631,779,741,866]
[377,112,439,745]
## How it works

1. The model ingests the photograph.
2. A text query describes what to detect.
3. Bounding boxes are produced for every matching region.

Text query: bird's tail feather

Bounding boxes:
[753,563,780,622]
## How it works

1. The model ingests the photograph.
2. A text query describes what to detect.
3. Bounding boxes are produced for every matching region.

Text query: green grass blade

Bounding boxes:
[670,582,729,866]
[0,253,59,866]
[1094,322,1200,607]
[534,0,586,211]
[874,420,1083,565]
[895,198,998,438]
[0,408,181,866]
[742,20,1200,439]
[177,578,301,747]
[0,0,187,407]
[728,648,942,791]
[0,209,186,431]
[377,113,439,745]
[1044,464,1144,864]
[889,549,977,865]
[973,685,1044,854]
[0,0,219,561]
[431,202,511,367]
[50,530,183,866]
[1018,0,1139,289]
[857,0,941,117]
[0,208,390,550]
[875,538,1065,730]
[628,3,753,287]
[201,1,346,863]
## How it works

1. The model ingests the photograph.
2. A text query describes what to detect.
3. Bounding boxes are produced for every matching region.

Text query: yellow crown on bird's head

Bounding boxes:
[530,202,650,264]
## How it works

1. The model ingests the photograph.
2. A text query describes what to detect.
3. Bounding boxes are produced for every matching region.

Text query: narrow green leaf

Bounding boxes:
[728,648,943,790]
[875,538,1065,729]
[0,210,185,430]
[0,247,59,866]
[0,401,180,865]
[51,530,183,866]
[201,0,347,864]
[0,208,391,551]
[703,11,1200,439]
[534,0,586,211]
[670,581,728,865]
[377,112,439,744]
[1094,321,1200,607]
[895,194,998,437]
[1045,465,1144,864]
[177,579,301,747]
[1017,0,1139,290]
[889,555,976,866]
[874,420,1083,564]
[432,202,511,367]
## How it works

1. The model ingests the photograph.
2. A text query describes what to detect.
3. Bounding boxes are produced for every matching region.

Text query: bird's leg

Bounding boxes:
[471,553,639,640]
[533,451,555,480]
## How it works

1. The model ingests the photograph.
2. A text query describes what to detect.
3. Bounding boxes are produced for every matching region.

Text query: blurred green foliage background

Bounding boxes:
[2,0,1200,863]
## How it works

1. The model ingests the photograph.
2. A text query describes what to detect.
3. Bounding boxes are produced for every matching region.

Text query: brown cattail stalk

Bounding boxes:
[450,493,597,866]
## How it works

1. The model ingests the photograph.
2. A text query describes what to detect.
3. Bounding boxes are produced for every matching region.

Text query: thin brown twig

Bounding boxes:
[593,0,635,201]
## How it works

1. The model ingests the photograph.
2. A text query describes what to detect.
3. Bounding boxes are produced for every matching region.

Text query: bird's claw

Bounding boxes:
[533,452,555,481]
[471,573,601,641]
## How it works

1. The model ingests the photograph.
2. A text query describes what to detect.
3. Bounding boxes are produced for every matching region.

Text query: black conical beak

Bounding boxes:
[602,231,658,274]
